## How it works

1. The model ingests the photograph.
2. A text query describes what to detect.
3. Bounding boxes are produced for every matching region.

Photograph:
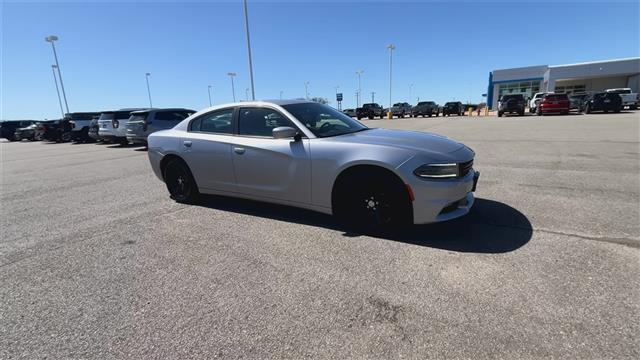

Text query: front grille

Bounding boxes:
[459,160,473,177]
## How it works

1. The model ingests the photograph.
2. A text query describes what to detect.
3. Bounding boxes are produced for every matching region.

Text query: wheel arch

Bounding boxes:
[331,163,412,212]
[159,153,187,181]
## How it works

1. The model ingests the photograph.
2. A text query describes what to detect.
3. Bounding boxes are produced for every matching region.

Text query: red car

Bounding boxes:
[537,93,570,115]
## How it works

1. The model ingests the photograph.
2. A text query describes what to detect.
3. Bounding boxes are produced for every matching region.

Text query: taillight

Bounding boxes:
[113,119,119,128]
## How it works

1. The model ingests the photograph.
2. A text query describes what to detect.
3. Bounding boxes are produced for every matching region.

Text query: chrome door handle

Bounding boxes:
[183,140,192,147]
[233,147,245,154]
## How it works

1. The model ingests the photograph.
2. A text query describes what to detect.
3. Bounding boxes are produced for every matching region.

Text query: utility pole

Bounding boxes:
[356,70,364,107]
[145,72,153,107]
[208,85,213,106]
[371,91,376,103]
[386,44,396,118]
[45,35,69,114]
[51,65,65,118]
[227,72,237,102]
[242,0,255,100]
[304,81,310,100]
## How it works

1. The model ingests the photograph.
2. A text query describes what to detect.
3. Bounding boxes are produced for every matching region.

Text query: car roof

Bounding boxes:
[130,108,196,114]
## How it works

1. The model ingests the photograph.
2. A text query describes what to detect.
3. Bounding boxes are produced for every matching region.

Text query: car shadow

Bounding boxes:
[193,195,532,254]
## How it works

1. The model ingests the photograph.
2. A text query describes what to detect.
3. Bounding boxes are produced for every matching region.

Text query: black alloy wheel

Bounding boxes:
[164,159,199,203]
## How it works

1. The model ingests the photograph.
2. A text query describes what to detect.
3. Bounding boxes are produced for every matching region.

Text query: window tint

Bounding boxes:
[99,112,115,120]
[238,108,294,137]
[114,111,133,119]
[545,94,568,100]
[191,108,233,134]
[155,111,193,121]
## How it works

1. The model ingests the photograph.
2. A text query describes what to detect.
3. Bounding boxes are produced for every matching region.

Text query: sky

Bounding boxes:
[2,0,639,119]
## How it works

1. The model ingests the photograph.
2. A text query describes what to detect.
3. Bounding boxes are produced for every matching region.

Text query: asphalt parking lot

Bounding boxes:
[1,111,639,358]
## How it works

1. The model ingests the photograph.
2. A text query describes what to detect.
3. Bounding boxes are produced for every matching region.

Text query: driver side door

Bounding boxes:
[229,107,311,205]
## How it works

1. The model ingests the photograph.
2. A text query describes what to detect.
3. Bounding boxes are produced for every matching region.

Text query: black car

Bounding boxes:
[41,119,74,142]
[411,101,439,117]
[582,92,622,114]
[442,101,464,116]
[569,93,589,111]
[356,103,385,120]
[1,121,35,141]
[498,94,525,117]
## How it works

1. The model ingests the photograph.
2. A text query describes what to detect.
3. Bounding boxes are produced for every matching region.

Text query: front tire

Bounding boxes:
[164,159,200,203]
[333,170,411,232]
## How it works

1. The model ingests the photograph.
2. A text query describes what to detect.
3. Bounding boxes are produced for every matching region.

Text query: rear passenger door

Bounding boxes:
[180,108,237,193]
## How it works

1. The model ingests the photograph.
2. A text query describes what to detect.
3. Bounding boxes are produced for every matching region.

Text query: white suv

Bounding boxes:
[529,92,549,113]
[97,108,147,144]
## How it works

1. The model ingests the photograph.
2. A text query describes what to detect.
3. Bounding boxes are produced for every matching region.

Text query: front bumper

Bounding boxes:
[408,169,479,224]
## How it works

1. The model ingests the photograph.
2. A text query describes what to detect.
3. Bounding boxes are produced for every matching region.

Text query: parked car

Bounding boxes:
[66,112,101,142]
[569,93,589,111]
[442,102,465,116]
[38,120,62,141]
[126,108,195,146]
[581,92,622,114]
[98,108,147,144]
[390,102,412,118]
[529,92,549,113]
[498,94,525,117]
[356,103,385,120]
[1,121,35,141]
[342,108,356,117]
[147,100,478,231]
[13,123,39,141]
[537,93,570,116]
[605,88,638,109]
[411,101,439,117]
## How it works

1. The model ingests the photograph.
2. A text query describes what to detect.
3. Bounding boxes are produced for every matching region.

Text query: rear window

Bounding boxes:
[99,112,115,120]
[501,95,523,100]
[362,103,377,108]
[609,89,631,94]
[155,111,193,121]
[67,112,100,120]
[115,111,133,120]
[544,94,569,100]
[129,114,148,122]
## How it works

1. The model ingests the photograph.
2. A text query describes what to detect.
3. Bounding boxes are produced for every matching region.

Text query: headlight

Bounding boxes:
[414,163,459,178]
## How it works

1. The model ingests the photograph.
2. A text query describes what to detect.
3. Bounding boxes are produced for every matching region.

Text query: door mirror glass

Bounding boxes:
[272,126,297,139]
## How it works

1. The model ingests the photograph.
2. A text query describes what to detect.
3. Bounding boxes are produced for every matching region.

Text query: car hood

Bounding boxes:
[328,128,466,154]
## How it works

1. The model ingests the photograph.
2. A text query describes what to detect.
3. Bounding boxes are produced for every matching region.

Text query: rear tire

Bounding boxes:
[498,111,503,117]
[164,159,200,204]
[333,169,412,233]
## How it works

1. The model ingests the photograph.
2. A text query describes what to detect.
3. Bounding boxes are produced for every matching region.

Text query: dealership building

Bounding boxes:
[487,57,640,109]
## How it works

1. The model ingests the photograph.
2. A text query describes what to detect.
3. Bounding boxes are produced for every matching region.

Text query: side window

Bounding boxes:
[238,108,294,137]
[190,108,233,134]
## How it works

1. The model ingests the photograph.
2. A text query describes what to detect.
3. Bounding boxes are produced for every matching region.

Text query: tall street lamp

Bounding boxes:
[371,91,376,102]
[208,85,213,106]
[356,70,364,108]
[409,83,414,103]
[245,88,249,101]
[45,35,69,114]
[243,0,255,100]
[227,72,237,102]
[279,90,283,100]
[145,72,153,107]
[51,65,65,118]
[386,44,396,118]
[304,81,310,100]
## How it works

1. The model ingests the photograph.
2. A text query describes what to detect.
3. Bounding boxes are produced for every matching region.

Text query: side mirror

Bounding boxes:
[272,126,299,140]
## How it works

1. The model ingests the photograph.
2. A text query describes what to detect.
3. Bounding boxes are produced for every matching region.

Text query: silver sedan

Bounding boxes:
[147,100,479,230]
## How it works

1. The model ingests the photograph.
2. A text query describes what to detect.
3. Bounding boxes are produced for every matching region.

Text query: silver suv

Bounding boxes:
[126,108,195,146]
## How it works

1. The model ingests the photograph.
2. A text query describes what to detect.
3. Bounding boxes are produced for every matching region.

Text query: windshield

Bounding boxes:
[282,103,368,138]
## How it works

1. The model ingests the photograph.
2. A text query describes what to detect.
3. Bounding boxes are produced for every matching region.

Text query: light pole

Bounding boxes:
[45,35,69,114]
[356,70,364,108]
[409,83,414,104]
[227,72,237,102]
[51,65,65,119]
[279,90,283,100]
[335,85,340,110]
[208,85,213,106]
[371,91,376,102]
[304,81,310,100]
[245,88,249,101]
[243,0,255,100]
[386,44,396,118]
[145,72,153,107]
